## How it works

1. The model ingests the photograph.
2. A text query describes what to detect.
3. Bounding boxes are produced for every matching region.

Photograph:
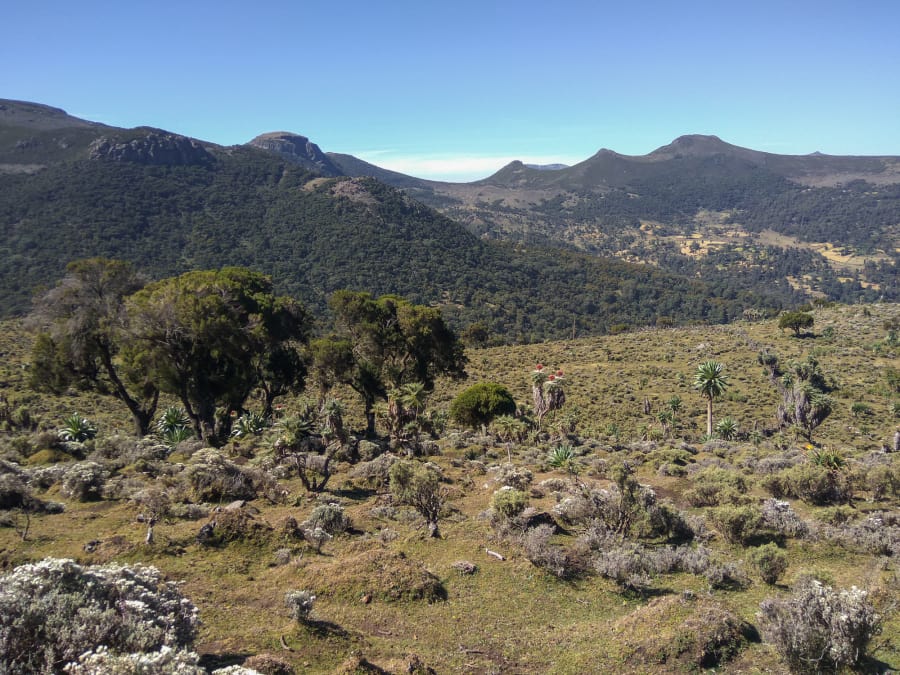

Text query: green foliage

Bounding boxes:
[30,258,159,436]
[490,487,529,520]
[449,382,517,428]
[708,505,763,546]
[694,360,729,435]
[763,463,852,506]
[778,311,814,336]
[714,416,738,440]
[547,444,579,476]
[125,267,309,445]
[57,412,97,442]
[0,144,806,341]
[231,411,269,438]
[388,460,445,537]
[316,291,466,435]
[748,543,789,585]
[491,414,528,443]
[777,355,834,441]
[886,366,900,394]
[155,406,193,446]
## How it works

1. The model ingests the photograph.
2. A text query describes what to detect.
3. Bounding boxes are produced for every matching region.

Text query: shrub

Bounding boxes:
[64,646,205,674]
[185,449,260,502]
[493,463,533,491]
[285,589,316,623]
[0,558,199,673]
[199,509,273,546]
[748,543,788,584]
[522,524,584,579]
[760,499,808,538]
[684,467,748,507]
[449,382,517,428]
[758,577,880,673]
[349,453,397,488]
[762,464,852,505]
[389,460,445,537]
[820,512,900,557]
[303,502,351,535]
[490,486,529,520]
[707,505,763,545]
[242,654,296,675]
[60,461,108,501]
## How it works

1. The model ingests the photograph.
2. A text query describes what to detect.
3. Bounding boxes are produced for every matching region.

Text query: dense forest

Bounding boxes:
[0,150,796,342]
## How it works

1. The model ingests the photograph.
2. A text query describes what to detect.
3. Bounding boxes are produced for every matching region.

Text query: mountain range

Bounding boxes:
[1,98,896,341]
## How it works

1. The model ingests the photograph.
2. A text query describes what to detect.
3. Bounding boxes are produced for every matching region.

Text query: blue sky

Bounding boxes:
[4,0,900,181]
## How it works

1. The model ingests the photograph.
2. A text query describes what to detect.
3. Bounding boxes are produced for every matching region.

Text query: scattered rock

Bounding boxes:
[451,560,477,575]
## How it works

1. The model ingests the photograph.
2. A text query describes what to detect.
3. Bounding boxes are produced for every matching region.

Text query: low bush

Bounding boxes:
[708,505,763,546]
[449,382,517,428]
[762,464,852,505]
[759,577,880,673]
[185,449,261,502]
[60,461,108,501]
[820,512,900,557]
[684,467,748,507]
[64,646,205,674]
[285,589,316,623]
[492,463,533,490]
[491,486,529,520]
[748,542,789,584]
[522,524,586,579]
[302,502,351,535]
[760,499,809,538]
[0,558,199,673]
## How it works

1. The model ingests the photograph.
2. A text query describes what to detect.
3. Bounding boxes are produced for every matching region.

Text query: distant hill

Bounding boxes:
[254,132,896,301]
[0,99,788,341]
[372,136,898,301]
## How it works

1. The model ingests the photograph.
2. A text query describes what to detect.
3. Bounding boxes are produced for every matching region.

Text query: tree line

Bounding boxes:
[28,259,466,446]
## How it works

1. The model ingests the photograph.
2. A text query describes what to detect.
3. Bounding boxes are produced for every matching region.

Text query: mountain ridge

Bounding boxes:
[1,98,895,316]
[1,98,790,341]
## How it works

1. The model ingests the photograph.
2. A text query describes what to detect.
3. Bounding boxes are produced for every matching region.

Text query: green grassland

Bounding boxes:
[1,303,899,673]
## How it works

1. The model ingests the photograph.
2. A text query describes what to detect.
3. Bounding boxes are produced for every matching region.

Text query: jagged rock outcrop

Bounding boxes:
[89,132,213,166]
[247,132,343,176]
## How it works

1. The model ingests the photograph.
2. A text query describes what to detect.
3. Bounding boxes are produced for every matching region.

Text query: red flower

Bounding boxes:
[556,370,564,376]
[548,374,555,381]
[536,364,544,370]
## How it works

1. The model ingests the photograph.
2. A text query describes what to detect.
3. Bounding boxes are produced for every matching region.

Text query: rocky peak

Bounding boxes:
[89,131,213,165]
[247,132,342,176]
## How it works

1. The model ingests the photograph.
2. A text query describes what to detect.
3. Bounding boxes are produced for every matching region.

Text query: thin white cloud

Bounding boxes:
[355,152,583,182]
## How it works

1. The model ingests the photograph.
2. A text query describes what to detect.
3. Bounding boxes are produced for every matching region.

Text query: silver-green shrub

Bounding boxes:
[0,558,200,673]
[60,461,108,501]
[759,577,880,673]
[64,645,205,674]
[302,502,351,535]
[285,589,316,623]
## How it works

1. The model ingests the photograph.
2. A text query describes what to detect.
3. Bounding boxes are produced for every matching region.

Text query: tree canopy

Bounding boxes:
[313,291,466,435]
[124,267,310,445]
[29,258,159,436]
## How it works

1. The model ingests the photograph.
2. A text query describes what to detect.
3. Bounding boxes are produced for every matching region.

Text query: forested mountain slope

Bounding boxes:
[0,100,791,341]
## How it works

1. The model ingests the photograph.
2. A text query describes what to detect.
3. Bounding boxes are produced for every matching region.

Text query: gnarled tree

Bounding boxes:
[313,291,466,436]
[124,268,309,445]
[29,258,159,436]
